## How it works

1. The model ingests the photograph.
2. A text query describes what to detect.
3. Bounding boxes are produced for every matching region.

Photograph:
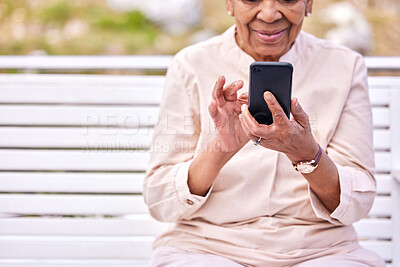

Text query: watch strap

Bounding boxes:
[292,143,322,171]
[313,144,322,166]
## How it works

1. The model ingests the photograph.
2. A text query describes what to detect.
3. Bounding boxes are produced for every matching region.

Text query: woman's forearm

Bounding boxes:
[188,139,237,196]
[299,150,340,213]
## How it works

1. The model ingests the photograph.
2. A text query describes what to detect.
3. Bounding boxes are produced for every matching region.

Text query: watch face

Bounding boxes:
[297,163,315,174]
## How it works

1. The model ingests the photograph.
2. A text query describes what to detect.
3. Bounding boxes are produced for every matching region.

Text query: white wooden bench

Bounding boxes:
[0,56,399,267]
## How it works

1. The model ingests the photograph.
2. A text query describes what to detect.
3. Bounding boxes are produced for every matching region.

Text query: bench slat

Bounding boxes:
[0,236,154,259]
[0,216,390,240]
[353,218,392,239]
[374,151,391,173]
[365,57,400,70]
[0,74,165,84]
[359,240,392,261]
[0,195,148,215]
[0,86,162,105]
[0,172,391,195]
[0,172,145,193]
[0,75,164,105]
[0,55,172,70]
[0,150,150,171]
[0,150,390,172]
[0,75,395,106]
[373,129,390,150]
[368,88,390,106]
[369,196,391,217]
[0,55,399,70]
[372,107,389,128]
[367,76,400,87]
[0,236,391,261]
[375,174,392,195]
[0,259,148,267]
[0,216,168,236]
[0,194,389,217]
[0,127,154,149]
[0,126,389,151]
[0,106,159,127]
[0,105,390,128]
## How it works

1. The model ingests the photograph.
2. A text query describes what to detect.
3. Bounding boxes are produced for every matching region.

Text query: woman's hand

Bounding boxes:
[208,76,249,152]
[240,91,341,212]
[187,76,249,196]
[239,91,318,163]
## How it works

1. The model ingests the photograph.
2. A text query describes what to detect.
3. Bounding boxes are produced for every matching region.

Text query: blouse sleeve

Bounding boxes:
[309,54,377,225]
[143,55,212,222]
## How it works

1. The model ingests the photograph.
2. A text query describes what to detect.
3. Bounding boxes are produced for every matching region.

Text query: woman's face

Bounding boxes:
[226,0,313,61]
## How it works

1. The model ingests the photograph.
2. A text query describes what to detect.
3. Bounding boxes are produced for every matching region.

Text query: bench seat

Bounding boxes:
[0,56,399,266]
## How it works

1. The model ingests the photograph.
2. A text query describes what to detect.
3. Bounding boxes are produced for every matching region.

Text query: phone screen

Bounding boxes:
[248,62,293,125]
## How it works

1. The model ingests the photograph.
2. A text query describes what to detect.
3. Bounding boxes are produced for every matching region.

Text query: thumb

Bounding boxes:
[290,98,309,128]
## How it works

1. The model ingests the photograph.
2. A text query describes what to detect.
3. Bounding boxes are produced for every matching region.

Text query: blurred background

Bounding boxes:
[0,0,399,57]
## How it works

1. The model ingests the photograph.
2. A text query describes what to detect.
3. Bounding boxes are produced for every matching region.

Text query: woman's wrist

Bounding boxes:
[209,137,240,164]
[188,138,238,196]
[286,142,320,164]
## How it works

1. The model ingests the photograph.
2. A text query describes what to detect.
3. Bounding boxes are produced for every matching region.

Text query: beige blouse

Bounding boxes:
[143,26,376,266]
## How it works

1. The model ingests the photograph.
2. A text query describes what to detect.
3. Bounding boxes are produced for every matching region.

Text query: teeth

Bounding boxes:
[261,32,277,36]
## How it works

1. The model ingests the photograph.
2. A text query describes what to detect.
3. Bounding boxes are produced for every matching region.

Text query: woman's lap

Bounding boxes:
[149,246,243,267]
[293,247,385,267]
[149,246,385,267]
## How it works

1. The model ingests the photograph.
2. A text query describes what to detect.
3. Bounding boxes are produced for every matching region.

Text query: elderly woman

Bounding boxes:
[143,0,384,266]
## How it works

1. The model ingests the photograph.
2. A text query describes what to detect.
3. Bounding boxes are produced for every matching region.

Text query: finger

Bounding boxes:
[238,92,248,105]
[290,97,310,128]
[264,91,290,126]
[208,99,221,122]
[240,104,269,139]
[239,92,248,99]
[239,113,259,141]
[211,76,226,107]
[223,80,244,101]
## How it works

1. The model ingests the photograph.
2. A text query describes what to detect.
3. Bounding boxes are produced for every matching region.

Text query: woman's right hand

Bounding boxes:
[187,76,249,196]
[208,76,249,152]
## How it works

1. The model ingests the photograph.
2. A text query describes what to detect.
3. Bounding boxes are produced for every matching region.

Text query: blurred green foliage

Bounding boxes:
[40,1,72,24]
[0,0,161,55]
[0,0,399,56]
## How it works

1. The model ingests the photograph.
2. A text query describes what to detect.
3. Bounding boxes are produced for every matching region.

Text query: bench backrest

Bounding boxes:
[0,56,399,267]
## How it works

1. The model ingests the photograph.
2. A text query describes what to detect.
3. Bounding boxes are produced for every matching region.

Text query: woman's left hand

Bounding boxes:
[239,91,319,163]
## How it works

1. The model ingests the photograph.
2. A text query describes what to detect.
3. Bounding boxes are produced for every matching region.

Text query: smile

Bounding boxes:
[254,29,286,43]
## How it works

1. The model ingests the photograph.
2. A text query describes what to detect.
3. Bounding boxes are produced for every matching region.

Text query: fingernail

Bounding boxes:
[265,92,272,100]
[241,104,247,111]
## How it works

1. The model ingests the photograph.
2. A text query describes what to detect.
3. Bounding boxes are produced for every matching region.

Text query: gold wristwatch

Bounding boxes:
[293,144,322,174]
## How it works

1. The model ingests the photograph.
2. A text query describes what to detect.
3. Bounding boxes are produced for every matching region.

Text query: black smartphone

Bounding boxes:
[248,62,293,125]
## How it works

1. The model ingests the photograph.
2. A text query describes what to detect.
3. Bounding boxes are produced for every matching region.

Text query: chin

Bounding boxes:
[256,47,286,61]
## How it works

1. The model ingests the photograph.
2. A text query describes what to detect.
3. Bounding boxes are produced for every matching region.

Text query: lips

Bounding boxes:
[254,29,286,43]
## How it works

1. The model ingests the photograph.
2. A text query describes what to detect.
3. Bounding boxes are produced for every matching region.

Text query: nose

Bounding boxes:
[256,0,283,23]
